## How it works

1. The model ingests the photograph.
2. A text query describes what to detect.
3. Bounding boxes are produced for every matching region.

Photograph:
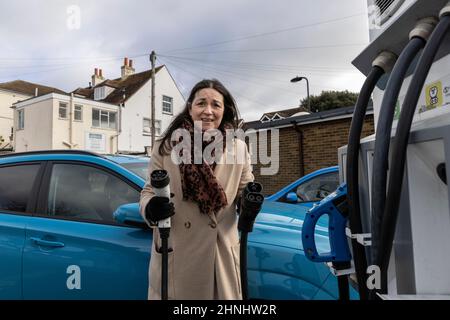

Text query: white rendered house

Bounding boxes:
[73,58,185,154]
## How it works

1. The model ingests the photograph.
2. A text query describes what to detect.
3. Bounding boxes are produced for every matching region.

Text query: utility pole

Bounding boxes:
[150,50,156,150]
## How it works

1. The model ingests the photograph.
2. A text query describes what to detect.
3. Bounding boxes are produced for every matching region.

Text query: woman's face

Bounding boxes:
[189,88,225,130]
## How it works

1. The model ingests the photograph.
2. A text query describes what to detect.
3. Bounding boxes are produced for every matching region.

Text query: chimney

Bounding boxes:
[121,56,135,79]
[91,67,105,86]
[34,87,39,97]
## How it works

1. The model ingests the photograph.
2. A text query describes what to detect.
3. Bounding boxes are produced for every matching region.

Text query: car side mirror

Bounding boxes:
[286,192,298,203]
[113,203,149,229]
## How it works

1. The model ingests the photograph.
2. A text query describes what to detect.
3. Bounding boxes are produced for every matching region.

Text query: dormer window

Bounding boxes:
[260,115,271,123]
[94,86,106,100]
[272,113,283,121]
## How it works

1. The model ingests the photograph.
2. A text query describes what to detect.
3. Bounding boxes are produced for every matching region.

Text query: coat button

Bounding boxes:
[209,222,217,229]
[184,221,191,229]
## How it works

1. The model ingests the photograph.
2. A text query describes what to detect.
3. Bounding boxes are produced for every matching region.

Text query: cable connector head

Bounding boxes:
[409,17,439,41]
[372,51,397,73]
[440,2,450,18]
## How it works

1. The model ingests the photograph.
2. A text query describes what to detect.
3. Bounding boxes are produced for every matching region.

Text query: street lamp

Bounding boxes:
[291,76,310,112]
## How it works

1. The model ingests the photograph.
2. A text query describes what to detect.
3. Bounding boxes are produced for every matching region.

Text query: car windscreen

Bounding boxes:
[120,161,149,180]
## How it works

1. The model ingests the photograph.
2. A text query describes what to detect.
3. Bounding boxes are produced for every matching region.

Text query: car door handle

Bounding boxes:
[30,237,65,248]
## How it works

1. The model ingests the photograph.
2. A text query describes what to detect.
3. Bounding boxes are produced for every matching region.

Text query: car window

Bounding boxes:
[120,162,149,180]
[0,164,40,213]
[295,172,339,202]
[47,163,140,223]
[278,171,339,203]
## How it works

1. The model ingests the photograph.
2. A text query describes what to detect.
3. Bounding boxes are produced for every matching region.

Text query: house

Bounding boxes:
[13,93,120,153]
[0,80,66,150]
[243,105,375,195]
[72,58,185,154]
[259,106,310,123]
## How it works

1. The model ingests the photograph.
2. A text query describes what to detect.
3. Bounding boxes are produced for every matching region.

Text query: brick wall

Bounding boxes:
[249,114,374,195]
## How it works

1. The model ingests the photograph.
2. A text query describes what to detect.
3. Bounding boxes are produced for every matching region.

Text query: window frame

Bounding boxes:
[92,108,117,130]
[142,118,161,136]
[59,102,68,119]
[94,86,106,100]
[74,104,83,121]
[162,95,173,115]
[17,109,25,130]
[293,172,339,203]
[0,162,46,215]
[272,113,283,121]
[277,171,339,204]
[35,160,142,227]
[143,117,151,135]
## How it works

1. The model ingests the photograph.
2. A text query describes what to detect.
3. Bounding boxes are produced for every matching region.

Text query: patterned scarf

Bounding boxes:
[177,119,229,216]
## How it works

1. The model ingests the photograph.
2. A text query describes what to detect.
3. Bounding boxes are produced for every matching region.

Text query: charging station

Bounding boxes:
[337,0,450,299]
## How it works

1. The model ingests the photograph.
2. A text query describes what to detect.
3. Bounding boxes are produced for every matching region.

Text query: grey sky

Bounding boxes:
[0,0,369,121]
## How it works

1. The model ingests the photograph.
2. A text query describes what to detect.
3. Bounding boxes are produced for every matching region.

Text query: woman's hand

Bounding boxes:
[145,196,175,222]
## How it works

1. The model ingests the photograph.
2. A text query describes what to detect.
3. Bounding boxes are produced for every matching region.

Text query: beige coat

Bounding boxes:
[140,138,254,300]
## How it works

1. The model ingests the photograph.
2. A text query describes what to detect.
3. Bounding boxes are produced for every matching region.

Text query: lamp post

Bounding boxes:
[291,76,310,112]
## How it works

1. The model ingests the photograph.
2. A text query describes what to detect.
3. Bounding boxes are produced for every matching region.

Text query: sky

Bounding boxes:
[0,0,370,121]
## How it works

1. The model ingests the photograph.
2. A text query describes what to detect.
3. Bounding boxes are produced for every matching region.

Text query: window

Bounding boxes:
[155,120,161,135]
[94,87,106,100]
[0,164,40,213]
[17,109,24,130]
[47,164,140,223]
[272,114,283,121]
[143,118,161,136]
[59,102,68,119]
[92,109,99,127]
[278,172,339,203]
[143,118,150,134]
[74,105,83,121]
[92,109,117,129]
[109,112,116,129]
[162,95,173,114]
[294,172,339,202]
[120,161,150,180]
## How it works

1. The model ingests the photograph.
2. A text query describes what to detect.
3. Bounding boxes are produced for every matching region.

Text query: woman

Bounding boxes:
[140,79,254,300]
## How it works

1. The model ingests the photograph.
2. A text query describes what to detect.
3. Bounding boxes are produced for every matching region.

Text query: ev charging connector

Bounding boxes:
[302,184,354,300]
[238,182,264,300]
[150,169,171,300]
[238,182,264,233]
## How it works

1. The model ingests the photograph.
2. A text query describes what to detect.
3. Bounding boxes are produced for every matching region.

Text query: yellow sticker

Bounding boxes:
[425,81,443,110]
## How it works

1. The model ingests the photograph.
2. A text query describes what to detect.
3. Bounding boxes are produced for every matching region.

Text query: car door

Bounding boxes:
[22,161,151,300]
[0,162,44,299]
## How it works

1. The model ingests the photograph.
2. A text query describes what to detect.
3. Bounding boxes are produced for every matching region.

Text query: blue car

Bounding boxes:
[0,151,357,299]
[249,166,358,299]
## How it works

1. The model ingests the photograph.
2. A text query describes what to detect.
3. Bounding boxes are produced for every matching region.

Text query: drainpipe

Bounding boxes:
[63,94,75,149]
[291,121,305,177]
[110,103,122,154]
[69,93,74,148]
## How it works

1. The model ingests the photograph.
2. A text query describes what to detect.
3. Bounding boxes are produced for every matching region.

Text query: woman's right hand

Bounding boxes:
[145,196,175,222]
